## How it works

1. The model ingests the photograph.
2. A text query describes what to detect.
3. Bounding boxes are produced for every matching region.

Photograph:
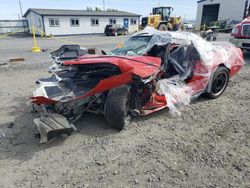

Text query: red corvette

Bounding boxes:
[30,27,244,143]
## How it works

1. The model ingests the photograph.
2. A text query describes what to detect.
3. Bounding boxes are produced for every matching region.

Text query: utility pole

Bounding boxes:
[19,0,23,19]
[103,0,105,11]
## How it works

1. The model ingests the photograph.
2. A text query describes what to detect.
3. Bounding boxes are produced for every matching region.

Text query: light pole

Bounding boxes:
[19,0,23,19]
[103,0,105,11]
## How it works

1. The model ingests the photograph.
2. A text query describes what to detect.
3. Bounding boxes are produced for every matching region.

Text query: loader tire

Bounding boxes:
[104,85,131,131]
[158,24,168,31]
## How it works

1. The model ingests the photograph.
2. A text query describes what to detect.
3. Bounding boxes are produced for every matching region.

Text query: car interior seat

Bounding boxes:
[166,45,200,80]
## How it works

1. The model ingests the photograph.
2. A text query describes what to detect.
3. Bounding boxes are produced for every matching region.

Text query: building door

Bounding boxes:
[123,18,129,29]
[201,4,220,25]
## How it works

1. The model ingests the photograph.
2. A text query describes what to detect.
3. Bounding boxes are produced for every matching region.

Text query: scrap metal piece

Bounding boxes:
[33,113,76,143]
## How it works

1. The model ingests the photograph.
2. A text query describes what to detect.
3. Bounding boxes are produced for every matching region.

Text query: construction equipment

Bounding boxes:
[141,6,183,31]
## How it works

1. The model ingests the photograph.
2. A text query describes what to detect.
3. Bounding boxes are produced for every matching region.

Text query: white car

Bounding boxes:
[184,22,193,30]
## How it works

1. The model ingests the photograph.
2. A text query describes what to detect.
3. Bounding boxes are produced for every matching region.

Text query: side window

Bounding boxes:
[71,18,80,27]
[37,18,42,27]
[130,18,137,25]
[109,19,116,25]
[91,18,99,26]
[49,18,60,27]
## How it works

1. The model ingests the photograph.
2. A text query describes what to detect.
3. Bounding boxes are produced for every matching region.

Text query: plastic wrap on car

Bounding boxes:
[156,77,192,116]
[135,27,244,114]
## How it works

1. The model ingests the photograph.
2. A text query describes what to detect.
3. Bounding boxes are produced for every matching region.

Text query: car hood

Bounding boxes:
[64,55,162,78]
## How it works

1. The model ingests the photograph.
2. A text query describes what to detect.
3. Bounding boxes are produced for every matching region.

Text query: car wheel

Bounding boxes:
[104,85,131,131]
[158,24,168,31]
[207,66,229,99]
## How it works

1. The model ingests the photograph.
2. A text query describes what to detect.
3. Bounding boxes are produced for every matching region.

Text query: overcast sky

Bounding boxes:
[0,0,198,20]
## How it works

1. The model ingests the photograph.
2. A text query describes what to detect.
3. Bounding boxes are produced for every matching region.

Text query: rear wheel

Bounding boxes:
[207,66,229,99]
[104,85,131,131]
[158,24,168,31]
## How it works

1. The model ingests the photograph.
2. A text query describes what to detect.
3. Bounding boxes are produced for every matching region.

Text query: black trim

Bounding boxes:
[197,0,207,3]
[41,15,46,34]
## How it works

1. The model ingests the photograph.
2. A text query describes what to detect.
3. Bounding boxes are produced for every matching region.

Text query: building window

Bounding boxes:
[37,18,42,27]
[130,18,137,25]
[91,18,99,26]
[109,19,116,25]
[49,18,60,27]
[70,18,80,27]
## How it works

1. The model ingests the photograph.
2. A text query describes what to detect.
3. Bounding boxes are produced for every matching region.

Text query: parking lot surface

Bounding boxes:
[0,33,250,188]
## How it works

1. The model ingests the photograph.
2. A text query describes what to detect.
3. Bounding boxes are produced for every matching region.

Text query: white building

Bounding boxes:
[196,0,247,28]
[23,8,140,36]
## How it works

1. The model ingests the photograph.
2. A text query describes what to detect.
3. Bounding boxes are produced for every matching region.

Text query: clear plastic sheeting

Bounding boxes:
[156,78,192,116]
[133,27,243,70]
[132,27,244,114]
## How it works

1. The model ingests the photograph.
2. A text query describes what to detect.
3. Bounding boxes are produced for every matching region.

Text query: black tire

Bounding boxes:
[158,24,168,31]
[207,66,229,99]
[104,85,131,131]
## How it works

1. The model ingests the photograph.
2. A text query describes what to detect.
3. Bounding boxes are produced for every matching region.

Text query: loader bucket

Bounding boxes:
[33,113,77,143]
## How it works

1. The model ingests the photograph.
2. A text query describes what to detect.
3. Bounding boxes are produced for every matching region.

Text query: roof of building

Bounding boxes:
[197,0,207,3]
[23,8,140,17]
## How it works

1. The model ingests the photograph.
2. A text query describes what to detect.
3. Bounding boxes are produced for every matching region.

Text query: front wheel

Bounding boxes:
[104,85,131,131]
[158,24,168,31]
[207,66,229,99]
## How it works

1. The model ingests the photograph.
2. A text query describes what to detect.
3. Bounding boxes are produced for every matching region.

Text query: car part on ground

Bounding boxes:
[29,27,244,143]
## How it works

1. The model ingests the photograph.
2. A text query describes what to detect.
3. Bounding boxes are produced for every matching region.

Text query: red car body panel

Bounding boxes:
[31,55,162,105]
[64,55,162,78]
[31,45,244,115]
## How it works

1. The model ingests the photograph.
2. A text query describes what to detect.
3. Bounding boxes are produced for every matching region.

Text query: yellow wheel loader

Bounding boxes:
[141,7,183,31]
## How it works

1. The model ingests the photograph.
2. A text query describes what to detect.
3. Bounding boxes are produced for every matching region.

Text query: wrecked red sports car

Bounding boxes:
[30,27,244,143]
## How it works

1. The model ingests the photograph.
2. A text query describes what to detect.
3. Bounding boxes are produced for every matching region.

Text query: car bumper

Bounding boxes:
[229,37,250,49]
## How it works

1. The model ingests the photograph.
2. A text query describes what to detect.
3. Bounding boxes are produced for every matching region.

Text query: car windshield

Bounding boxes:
[111,36,152,56]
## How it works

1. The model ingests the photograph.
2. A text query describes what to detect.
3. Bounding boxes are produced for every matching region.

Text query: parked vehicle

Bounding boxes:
[30,27,244,143]
[104,24,128,36]
[230,16,250,51]
[184,22,193,30]
[141,6,183,31]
